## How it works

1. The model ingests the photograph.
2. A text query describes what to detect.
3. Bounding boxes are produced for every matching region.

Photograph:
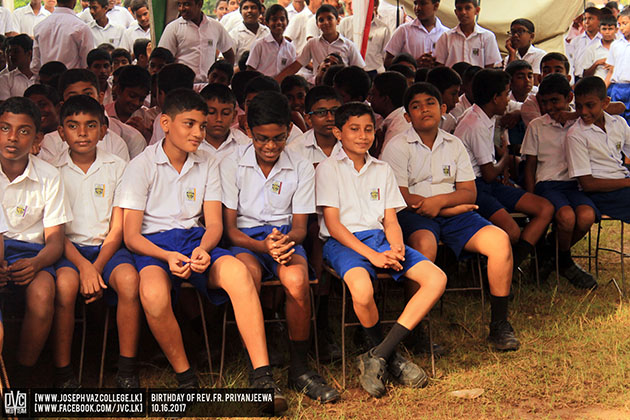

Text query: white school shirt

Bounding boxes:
[339,14,390,73]
[377,0,407,34]
[503,44,546,74]
[106,114,146,159]
[285,6,314,54]
[117,140,222,235]
[569,31,601,80]
[452,104,495,178]
[197,127,250,160]
[229,21,270,63]
[520,114,575,183]
[31,8,95,74]
[298,33,365,73]
[0,155,72,244]
[0,203,7,234]
[246,32,297,76]
[38,129,130,165]
[219,9,242,33]
[450,94,472,123]
[385,17,448,59]
[0,7,18,34]
[304,14,322,41]
[0,68,36,100]
[220,144,315,229]
[286,3,299,20]
[606,37,630,83]
[316,148,406,239]
[520,92,541,127]
[13,4,50,37]
[381,126,475,198]
[130,105,160,138]
[80,5,134,29]
[566,113,630,180]
[148,113,165,146]
[439,113,458,134]
[89,20,125,48]
[380,107,410,153]
[580,40,610,80]
[56,149,127,246]
[119,22,151,52]
[158,15,235,83]
[434,24,501,68]
[286,129,343,166]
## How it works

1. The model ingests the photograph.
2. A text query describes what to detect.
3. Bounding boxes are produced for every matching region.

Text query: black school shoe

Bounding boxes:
[487,320,520,351]
[356,349,387,398]
[561,260,598,290]
[403,325,447,357]
[288,370,340,403]
[250,372,288,414]
[387,351,428,388]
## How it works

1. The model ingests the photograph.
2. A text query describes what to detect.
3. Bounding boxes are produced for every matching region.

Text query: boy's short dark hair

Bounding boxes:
[244,75,281,98]
[305,85,341,113]
[316,4,338,19]
[510,18,535,33]
[133,39,150,58]
[91,0,109,8]
[620,7,630,18]
[600,14,617,27]
[157,63,195,94]
[452,61,472,79]
[538,73,572,97]
[231,70,262,108]
[149,47,175,63]
[600,7,614,17]
[334,101,375,129]
[247,91,292,129]
[24,84,61,106]
[322,64,345,86]
[472,69,510,106]
[200,83,237,106]
[7,34,33,53]
[39,61,67,88]
[606,1,619,9]
[208,59,234,81]
[130,0,147,13]
[162,88,208,118]
[584,6,602,18]
[281,75,308,95]
[0,97,42,133]
[112,48,132,63]
[87,48,112,67]
[426,66,462,94]
[574,76,608,100]
[118,65,151,92]
[59,94,106,125]
[373,71,408,108]
[390,52,416,70]
[389,63,416,81]
[239,0,261,11]
[455,0,478,7]
[333,66,372,102]
[462,65,482,85]
[505,59,532,76]
[540,52,570,73]
[265,4,288,21]
[59,69,100,95]
[404,82,443,112]
[414,67,429,82]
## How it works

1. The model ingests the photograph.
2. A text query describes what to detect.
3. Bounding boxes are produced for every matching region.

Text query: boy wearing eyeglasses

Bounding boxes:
[504,18,546,82]
[220,91,340,404]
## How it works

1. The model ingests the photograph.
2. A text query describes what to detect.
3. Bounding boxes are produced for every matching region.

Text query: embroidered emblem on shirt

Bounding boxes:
[472,48,480,56]
[442,165,451,176]
[369,188,381,201]
[617,142,622,152]
[94,184,105,197]
[15,205,27,218]
[208,39,214,47]
[281,58,287,66]
[185,188,196,201]
[271,180,282,195]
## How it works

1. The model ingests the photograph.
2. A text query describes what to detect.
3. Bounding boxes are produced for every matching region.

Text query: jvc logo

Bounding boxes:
[4,390,27,415]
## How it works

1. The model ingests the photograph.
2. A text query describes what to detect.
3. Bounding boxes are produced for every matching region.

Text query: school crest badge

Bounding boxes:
[94,184,105,197]
[15,205,27,217]
[617,142,622,152]
[369,188,381,201]
[472,48,480,56]
[442,165,451,176]
[271,180,282,195]
[185,188,196,201]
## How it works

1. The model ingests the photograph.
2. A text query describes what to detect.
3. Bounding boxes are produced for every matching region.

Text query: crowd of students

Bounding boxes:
[0,0,629,413]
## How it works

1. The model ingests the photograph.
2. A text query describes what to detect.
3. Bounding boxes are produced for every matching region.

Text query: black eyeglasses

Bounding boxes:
[252,132,288,144]
[507,29,531,36]
[308,107,339,117]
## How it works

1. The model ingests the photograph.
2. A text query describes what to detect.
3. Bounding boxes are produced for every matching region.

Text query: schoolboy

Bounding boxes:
[147,47,174,76]
[521,74,598,288]
[120,0,151,53]
[214,0,229,20]
[220,91,339,402]
[198,83,249,158]
[425,66,461,133]
[367,71,410,154]
[208,59,234,86]
[503,60,533,146]
[132,39,150,70]
[13,0,51,37]
[384,0,448,69]
[284,0,323,56]
[281,75,309,116]
[314,52,342,85]
[317,101,446,397]
[24,84,61,136]
[88,0,125,48]
[0,97,71,386]
[111,48,132,71]
[119,89,287,410]
[449,64,481,122]
[453,69,554,270]
[53,95,141,388]
[382,82,518,351]
[504,18,546,82]
[604,8,630,124]
[433,0,501,68]
[567,6,602,82]
[106,64,151,124]
[87,48,114,106]
[38,61,68,90]
[0,34,35,100]
[581,14,617,81]
[276,5,365,83]
[229,0,270,63]
[158,0,235,82]
[246,4,297,77]
[567,76,630,225]
[332,65,372,103]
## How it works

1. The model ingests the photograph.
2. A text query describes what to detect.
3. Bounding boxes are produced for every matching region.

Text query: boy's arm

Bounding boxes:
[223,207,272,254]
[275,60,302,83]
[285,213,308,245]
[604,66,614,87]
[577,175,630,193]
[189,200,223,273]
[92,206,124,274]
[9,225,64,285]
[523,155,537,193]
[382,207,405,257]
[63,236,107,303]
[479,137,510,183]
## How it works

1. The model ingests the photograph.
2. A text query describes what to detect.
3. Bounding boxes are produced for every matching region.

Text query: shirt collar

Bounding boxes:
[53,7,76,15]
[578,112,614,133]
[455,23,482,37]
[57,147,116,173]
[333,147,380,173]
[155,139,205,166]
[2,154,39,185]
[239,143,294,171]
[411,17,444,33]
[406,125,450,148]
[471,104,495,128]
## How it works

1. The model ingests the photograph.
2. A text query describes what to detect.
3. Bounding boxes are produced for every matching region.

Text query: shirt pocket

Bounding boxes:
[266,179,296,213]
[180,184,204,220]
[2,193,44,233]
[92,181,115,223]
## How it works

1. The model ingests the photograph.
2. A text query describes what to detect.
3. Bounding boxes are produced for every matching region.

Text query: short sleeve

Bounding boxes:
[246,39,262,69]
[117,158,150,210]
[219,156,239,210]
[606,42,616,67]
[380,135,410,188]
[291,158,315,214]
[111,157,128,208]
[0,203,8,234]
[157,20,178,55]
[215,21,235,53]
[521,96,541,127]
[483,32,502,67]
[465,126,495,166]
[203,155,222,202]
[346,41,366,67]
[315,159,340,209]
[453,139,476,182]
[520,120,540,157]
[297,39,314,66]
[304,16,319,40]
[566,128,592,178]
[383,164,406,211]
[433,32,449,64]
[384,26,404,56]
[43,169,72,228]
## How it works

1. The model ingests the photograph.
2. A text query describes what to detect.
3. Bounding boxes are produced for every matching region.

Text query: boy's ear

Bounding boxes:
[57,125,66,143]
[475,6,480,14]
[99,122,107,140]
[304,112,312,128]
[403,112,410,123]
[603,96,611,109]
[440,103,447,116]
[332,126,342,140]
[160,113,172,134]
[98,90,105,105]
[567,91,574,104]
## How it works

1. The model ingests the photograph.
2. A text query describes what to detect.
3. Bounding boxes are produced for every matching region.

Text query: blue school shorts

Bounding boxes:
[4,239,57,280]
[55,245,136,306]
[230,225,313,281]
[475,178,527,219]
[535,181,600,218]
[322,229,428,281]
[587,187,630,223]
[133,227,231,305]
[397,210,492,258]
[607,83,630,125]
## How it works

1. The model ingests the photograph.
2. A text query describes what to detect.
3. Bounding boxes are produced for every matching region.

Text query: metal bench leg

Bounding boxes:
[98,306,110,388]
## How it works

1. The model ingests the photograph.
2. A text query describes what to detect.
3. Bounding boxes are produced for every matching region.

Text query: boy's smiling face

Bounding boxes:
[405,92,445,133]
[241,1,260,25]
[58,112,106,155]
[116,86,148,117]
[306,98,341,138]
[251,123,289,165]
[285,86,307,114]
[268,11,288,38]
[333,114,375,157]
[0,112,39,162]
[538,92,572,117]
[208,69,231,85]
[618,15,630,39]
[161,110,207,152]
[317,11,338,36]
[28,94,59,133]
[454,2,479,27]
[575,93,609,126]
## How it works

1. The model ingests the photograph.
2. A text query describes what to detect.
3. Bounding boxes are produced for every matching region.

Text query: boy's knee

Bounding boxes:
[281,269,309,299]
[555,207,576,231]
[576,207,596,230]
[539,199,555,221]
[115,270,140,300]
[139,280,169,311]
[505,224,521,244]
